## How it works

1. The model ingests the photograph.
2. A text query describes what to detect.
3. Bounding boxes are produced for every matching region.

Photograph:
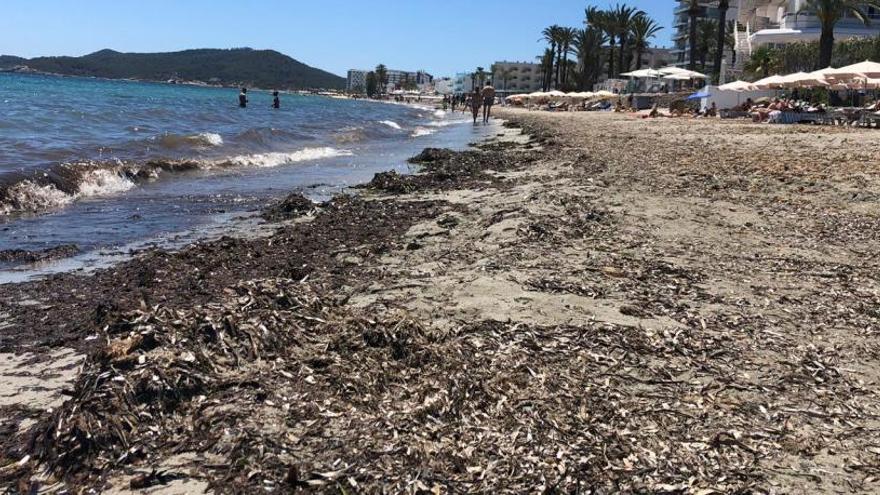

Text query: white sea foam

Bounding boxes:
[379,120,402,130]
[0,146,352,215]
[1,181,74,213]
[77,169,136,197]
[226,147,353,168]
[433,110,447,118]
[196,132,224,146]
[426,120,459,128]
[411,128,436,137]
[155,132,224,148]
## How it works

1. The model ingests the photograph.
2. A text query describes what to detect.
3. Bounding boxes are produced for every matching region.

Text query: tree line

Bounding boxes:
[744,0,880,76]
[746,36,880,77]
[538,4,664,92]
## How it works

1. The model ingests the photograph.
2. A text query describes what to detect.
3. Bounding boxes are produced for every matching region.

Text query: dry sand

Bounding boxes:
[2,109,880,493]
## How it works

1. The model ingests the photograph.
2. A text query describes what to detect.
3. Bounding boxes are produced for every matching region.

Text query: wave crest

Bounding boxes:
[379,120,402,130]
[0,147,353,215]
[154,132,224,149]
[411,128,436,137]
[223,147,353,168]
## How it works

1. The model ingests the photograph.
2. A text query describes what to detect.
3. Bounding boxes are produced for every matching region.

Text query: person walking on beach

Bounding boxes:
[481,81,496,123]
[272,90,280,109]
[451,94,457,113]
[239,88,248,108]
[470,89,482,124]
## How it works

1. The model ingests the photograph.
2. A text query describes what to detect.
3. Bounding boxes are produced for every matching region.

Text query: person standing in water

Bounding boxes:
[239,88,248,108]
[481,81,496,123]
[470,88,481,124]
[451,94,457,113]
[272,90,280,109]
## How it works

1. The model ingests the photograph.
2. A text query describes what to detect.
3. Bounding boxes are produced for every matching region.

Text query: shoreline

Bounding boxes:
[2,110,880,492]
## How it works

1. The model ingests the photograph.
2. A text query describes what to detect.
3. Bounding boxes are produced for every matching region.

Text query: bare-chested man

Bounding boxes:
[481,82,496,123]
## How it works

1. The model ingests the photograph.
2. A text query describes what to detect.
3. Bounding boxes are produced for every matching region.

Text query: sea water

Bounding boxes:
[0,73,496,276]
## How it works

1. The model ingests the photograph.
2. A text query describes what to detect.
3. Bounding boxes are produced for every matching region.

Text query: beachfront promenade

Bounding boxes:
[3,109,880,492]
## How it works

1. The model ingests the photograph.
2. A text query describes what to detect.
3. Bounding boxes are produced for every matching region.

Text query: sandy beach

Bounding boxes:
[3,109,880,493]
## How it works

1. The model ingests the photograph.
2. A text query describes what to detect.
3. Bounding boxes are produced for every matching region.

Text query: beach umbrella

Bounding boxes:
[778,72,816,88]
[662,73,697,81]
[658,67,708,79]
[825,60,880,80]
[686,89,710,100]
[718,80,756,91]
[620,68,664,78]
[752,75,787,89]
[591,90,616,99]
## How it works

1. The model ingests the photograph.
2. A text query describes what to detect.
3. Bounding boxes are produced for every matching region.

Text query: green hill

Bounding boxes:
[0,48,345,90]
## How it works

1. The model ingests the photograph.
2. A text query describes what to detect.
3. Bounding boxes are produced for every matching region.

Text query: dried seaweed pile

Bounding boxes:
[0,196,447,353]
[0,244,80,266]
[362,147,539,194]
[260,192,317,222]
[517,193,616,245]
[4,275,786,493]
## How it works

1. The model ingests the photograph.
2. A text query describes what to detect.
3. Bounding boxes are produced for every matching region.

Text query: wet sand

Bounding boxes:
[2,110,880,493]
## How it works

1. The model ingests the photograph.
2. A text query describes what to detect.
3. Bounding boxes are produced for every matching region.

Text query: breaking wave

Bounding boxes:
[0,147,352,215]
[411,128,436,137]
[222,147,353,168]
[379,120,402,130]
[154,132,224,149]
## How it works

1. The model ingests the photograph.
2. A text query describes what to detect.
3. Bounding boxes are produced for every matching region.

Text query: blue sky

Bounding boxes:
[2,0,674,77]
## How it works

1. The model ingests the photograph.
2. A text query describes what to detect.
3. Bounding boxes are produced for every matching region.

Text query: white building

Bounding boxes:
[453,72,475,94]
[434,77,454,95]
[734,1,880,65]
[346,70,368,93]
[347,68,434,93]
[491,62,543,94]
[671,1,741,68]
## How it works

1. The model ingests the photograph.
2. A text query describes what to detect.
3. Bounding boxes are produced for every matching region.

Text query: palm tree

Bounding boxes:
[686,0,702,71]
[745,45,778,78]
[558,27,578,87]
[574,27,607,90]
[475,66,487,87]
[612,4,642,75]
[540,25,562,88]
[713,0,730,84]
[630,13,663,70]
[698,19,717,70]
[587,6,616,78]
[798,0,880,69]
[537,48,555,91]
[375,64,388,95]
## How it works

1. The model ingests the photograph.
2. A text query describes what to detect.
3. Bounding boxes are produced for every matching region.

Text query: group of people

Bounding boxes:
[238,87,282,109]
[740,98,828,122]
[444,82,496,124]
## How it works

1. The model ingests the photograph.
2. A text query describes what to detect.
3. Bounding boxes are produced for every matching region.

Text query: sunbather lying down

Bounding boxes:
[641,103,697,119]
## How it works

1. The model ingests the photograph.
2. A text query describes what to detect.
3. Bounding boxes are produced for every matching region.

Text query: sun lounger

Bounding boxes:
[720,110,750,119]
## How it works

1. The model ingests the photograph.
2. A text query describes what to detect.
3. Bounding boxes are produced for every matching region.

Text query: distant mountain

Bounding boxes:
[0,48,345,89]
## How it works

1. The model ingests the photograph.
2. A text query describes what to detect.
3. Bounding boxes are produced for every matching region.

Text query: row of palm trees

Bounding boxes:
[539,4,663,91]
[538,1,880,90]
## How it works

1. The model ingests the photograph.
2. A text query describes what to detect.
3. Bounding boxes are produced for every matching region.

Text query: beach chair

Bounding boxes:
[720,110,749,119]
[776,112,801,124]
